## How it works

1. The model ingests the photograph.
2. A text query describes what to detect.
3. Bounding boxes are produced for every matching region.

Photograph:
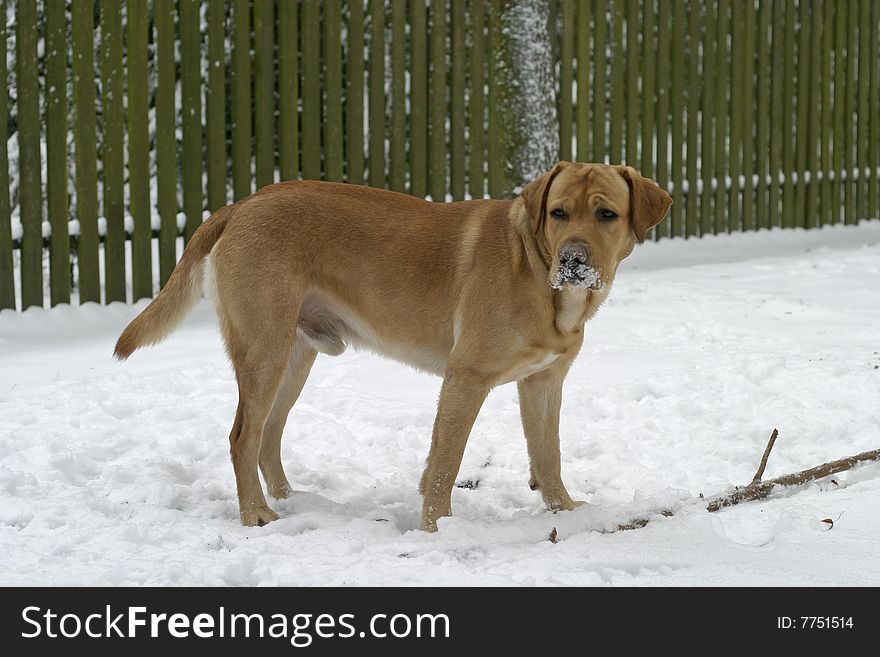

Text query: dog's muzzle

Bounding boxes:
[551,242,604,291]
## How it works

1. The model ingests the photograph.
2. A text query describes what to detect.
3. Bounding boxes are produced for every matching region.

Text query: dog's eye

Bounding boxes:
[597,208,619,221]
[550,208,567,219]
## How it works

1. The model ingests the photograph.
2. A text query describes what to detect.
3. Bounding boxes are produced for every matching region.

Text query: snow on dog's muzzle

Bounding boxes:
[551,242,604,291]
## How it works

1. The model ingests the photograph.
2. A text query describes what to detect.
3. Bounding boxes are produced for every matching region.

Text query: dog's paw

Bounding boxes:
[547,498,587,512]
[240,505,280,527]
[267,481,293,500]
[420,518,439,533]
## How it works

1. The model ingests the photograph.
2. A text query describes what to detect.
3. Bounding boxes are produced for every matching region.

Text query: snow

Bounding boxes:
[2,221,880,586]
[551,248,603,290]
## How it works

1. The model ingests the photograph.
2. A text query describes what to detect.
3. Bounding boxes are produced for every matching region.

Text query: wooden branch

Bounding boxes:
[614,441,880,533]
[706,447,880,512]
[751,428,779,484]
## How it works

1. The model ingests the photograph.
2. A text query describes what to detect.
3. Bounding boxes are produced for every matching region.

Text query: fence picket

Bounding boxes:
[325,0,344,183]
[206,0,227,209]
[17,0,44,308]
[391,0,408,192]
[0,1,13,309]
[655,0,671,239]
[254,0,275,189]
[71,0,99,304]
[467,0,486,199]
[180,0,202,243]
[429,0,446,199]
[369,0,386,189]
[844,1,858,224]
[559,0,574,163]
[102,1,126,302]
[155,0,176,286]
[128,0,151,301]
[46,0,69,305]
[279,0,299,182]
[700,0,716,236]
[410,1,427,196]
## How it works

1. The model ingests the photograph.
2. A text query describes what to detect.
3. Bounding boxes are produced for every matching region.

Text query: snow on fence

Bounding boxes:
[1,0,878,311]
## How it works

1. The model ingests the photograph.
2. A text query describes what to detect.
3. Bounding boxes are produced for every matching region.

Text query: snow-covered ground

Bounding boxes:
[2,222,879,586]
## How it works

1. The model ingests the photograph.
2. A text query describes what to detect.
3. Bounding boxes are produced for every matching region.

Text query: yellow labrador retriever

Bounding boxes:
[115,162,671,531]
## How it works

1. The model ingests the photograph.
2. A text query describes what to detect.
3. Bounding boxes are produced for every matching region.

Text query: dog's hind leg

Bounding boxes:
[220,290,301,527]
[259,336,318,500]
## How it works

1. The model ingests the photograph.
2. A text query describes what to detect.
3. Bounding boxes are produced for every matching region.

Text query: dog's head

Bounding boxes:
[521,162,672,291]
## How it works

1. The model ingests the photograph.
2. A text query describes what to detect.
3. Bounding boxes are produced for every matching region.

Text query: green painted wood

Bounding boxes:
[346,0,365,185]
[0,0,11,309]
[429,0,446,199]
[410,0,428,196]
[781,0,796,227]
[71,0,99,304]
[656,0,671,238]
[206,0,227,209]
[487,0,503,198]
[232,0,253,196]
[279,0,300,182]
[559,0,574,162]
[844,0,858,223]
[768,0,783,227]
[641,0,654,178]
[794,0,811,229]
[468,0,485,198]
[154,0,176,286]
[17,0,44,308]
[46,0,70,305]
[741,0,755,233]
[755,0,770,230]
[856,0,870,220]
[369,0,386,188]
[254,0,275,189]
[390,0,407,191]
[593,0,607,162]
[325,0,344,183]
[869,0,879,219]
[101,0,126,302]
[576,0,592,163]
[700,0,716,236]
[729,0,743,234]
[685,0,700,236]
[127,0,152,301]
[610,1,624,163]
[625,0,639,168]
[670,0,685,237]
[819,0,834,226]
[806,0,823,228]
[450,0,465,199]
[180,0,203,243]
[832,1,846,224]
[714,0,730,235]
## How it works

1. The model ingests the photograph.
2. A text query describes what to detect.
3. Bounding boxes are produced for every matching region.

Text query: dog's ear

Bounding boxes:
[617,166,673,243]
[521,162,568,235]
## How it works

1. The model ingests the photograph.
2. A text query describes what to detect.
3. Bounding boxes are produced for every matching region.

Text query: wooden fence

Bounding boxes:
[1,0,878,311]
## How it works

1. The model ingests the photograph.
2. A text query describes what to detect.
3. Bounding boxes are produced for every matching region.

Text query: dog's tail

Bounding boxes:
[113,205,234,360]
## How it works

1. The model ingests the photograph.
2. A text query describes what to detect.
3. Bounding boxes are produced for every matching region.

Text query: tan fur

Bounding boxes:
[114,162,671,531]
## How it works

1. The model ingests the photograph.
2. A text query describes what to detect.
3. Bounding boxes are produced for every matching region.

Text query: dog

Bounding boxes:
[115,161,672,531]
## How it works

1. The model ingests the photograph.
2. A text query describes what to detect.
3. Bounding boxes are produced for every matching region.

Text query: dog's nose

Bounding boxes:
[560,242,589,263]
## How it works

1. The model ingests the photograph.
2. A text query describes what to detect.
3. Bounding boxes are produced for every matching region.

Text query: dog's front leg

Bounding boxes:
[419,370,490,532]
[517,369,585,512]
